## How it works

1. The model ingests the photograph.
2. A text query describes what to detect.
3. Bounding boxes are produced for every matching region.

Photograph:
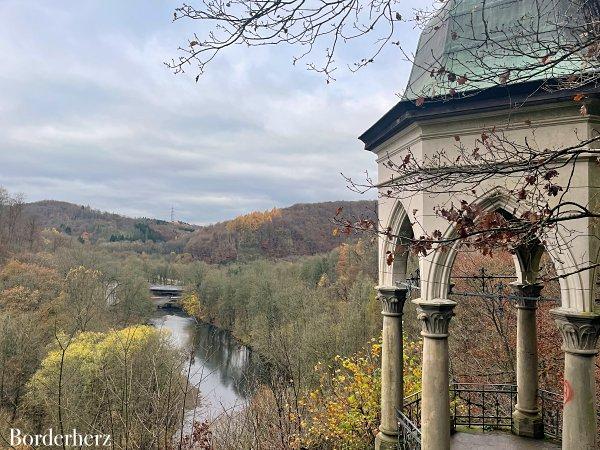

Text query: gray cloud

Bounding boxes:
[0,0,425,224]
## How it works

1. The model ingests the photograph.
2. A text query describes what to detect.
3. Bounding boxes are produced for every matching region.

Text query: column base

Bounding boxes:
[375,430,397,450]
[512,410,544,438]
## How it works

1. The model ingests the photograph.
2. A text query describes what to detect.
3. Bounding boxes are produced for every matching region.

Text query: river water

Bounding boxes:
[149,310,262,424]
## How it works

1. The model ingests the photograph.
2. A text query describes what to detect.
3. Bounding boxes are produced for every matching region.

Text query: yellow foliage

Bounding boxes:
[29,326,166,391]
[26,326,183,443]
[181,292,202,317]
[226,208,281,233]
[317,273,330,288]
[299,337,421,449]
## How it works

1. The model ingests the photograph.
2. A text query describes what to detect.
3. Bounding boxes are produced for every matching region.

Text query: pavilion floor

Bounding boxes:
[450,429,561,449]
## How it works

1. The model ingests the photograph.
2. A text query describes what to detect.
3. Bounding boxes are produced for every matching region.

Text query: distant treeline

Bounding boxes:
[24,199,377,264]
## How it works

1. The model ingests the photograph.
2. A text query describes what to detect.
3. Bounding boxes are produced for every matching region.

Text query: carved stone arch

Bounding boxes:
[424,188,585,309]
[379,199,415,287]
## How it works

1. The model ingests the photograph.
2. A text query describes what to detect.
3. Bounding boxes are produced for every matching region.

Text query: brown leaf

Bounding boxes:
[457,76,467,85]
[415,96,425,107]
[573,93,586,102]
[454,135,460,142]
[386,252,394,266]
[580,104,588,116]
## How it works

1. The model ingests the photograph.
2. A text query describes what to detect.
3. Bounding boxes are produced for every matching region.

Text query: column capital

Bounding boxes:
[550,308,600,355]
[376,286,407,317]
[511,282,543,309]
[412,298,457,339]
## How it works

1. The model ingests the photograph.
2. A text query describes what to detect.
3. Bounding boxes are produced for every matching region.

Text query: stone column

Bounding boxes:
[511,283,544,438]
[413,298,456,450]
[375,286,407,450]
[551,309,600,450]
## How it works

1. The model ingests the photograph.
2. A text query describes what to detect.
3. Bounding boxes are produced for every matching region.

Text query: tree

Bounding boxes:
[26,326,187,449]
[299,337,421,449]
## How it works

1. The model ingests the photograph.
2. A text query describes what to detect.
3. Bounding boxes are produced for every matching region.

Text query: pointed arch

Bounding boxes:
[422,188,586,310]
[379,199,415,287]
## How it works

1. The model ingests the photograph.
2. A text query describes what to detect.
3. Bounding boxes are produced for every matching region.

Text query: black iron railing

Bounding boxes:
[397,383,564,450]
[397,391,421,450]
[539,388,562,440]
[451,383,516,431]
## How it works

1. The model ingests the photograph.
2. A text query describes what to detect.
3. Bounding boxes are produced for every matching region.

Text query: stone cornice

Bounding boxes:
[376,286,408,317]
[550,308,600,355]
[413,298,457,339]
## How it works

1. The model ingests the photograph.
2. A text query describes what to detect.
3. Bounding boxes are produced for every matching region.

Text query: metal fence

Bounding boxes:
[539,389,563,440]
[397,392,421,450]
[451,383,516,430]
[397,383,563,450]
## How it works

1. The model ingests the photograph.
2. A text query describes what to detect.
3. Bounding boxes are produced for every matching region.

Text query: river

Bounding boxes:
[149,309,263,425]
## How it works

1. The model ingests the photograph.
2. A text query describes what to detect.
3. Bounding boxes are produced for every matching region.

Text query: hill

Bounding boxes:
[183,200,376,263]
[23,199,377,263]
[24,200,198,244]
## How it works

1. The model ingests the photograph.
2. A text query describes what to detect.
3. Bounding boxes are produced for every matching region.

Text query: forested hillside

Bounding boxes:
[24,200,199,244]
[183,200,376,263]
[24,199,377,263]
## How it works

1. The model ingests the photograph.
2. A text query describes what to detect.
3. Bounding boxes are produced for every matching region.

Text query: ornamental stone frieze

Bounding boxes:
[413,299,457,338]
[551,309,600,355]
[376,286,407,317]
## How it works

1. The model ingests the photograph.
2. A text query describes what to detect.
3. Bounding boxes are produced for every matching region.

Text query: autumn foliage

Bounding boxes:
[226,208,282,232]
[299,337,422,449]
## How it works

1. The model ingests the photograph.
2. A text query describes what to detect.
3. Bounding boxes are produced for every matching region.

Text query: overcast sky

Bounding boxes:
[0,0,426,224]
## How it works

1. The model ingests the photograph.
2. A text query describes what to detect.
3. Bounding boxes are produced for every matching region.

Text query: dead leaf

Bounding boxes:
[386,251,394,266]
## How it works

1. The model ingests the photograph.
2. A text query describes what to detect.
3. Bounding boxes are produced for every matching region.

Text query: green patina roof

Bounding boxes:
[404,0,589,100]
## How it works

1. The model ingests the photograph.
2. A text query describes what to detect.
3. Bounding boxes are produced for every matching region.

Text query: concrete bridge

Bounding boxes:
[149,284,183,309]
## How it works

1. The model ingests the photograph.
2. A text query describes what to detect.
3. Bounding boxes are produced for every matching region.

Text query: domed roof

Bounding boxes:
[404,0,587,100]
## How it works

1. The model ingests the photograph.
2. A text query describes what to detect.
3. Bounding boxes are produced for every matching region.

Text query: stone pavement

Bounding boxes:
[451,430,561,449]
